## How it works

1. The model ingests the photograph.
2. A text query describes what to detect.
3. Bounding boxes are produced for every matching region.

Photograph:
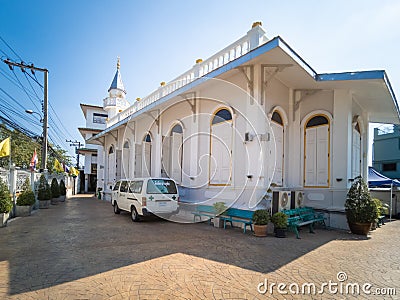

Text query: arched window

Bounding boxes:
[162,123,184,183]
[144,134,151,142]
[271,111,283,125]
[270,110,285,186]
[304,115,330,187]
[210,108,232,185]
[109,146,114,154]
[352,120,362,179]
[108,145,116,185]
[122,141,130,178]
[212,109,232,125]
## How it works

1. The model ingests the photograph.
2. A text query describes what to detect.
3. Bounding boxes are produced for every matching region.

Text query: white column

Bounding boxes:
[153,132,162,177]
[332,89,352,189]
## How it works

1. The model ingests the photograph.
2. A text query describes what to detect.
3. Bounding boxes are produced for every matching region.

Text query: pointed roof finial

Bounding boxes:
[117,56,120,70]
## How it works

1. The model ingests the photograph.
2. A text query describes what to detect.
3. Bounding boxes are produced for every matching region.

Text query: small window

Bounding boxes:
[147,179,177,194]
[212,109,232,125]
[170,124,183,135]
[93,113,108,124]
[109,147,114,154]
[144,134,151,142]
[271,111,283,125]
[383,163,396,172]
[129,181,143,193]
[113,181,121,191]
[123,141,129,149]
[120,181,128,192]
[355,122,360,133]
[91,163,97,174]
[306,115,328,128]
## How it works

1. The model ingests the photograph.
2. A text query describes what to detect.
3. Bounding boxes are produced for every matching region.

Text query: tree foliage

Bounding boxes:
[0,178,12,213]
[16,178,35,206]
[0,124,72,172]
[38,174,52,200]
[345,176,379,223]
[51,178,60,198]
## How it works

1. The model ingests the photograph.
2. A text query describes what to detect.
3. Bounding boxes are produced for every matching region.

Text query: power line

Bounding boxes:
[0,35,23,61]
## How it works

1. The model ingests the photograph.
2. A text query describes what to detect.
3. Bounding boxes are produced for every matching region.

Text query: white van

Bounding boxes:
[111,178,179,221]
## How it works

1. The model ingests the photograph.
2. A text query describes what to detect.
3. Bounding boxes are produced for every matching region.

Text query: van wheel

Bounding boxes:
[113,202,121,214]
[131,206,139,222]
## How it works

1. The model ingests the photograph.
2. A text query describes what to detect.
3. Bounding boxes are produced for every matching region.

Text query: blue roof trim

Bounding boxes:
[316,70,385,81]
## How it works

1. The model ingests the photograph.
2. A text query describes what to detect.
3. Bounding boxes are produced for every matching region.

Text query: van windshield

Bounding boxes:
[147,179,177,194]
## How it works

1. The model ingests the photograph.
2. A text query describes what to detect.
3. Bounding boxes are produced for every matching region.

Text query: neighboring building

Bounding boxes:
[373,125,400,180]
[87,23,399,229]
[79,58,129,193]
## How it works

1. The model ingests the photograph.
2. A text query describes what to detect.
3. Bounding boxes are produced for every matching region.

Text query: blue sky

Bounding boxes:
[0,0,399,165]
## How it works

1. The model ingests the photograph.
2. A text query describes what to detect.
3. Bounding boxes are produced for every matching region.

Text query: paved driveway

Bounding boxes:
[0,195,399,299]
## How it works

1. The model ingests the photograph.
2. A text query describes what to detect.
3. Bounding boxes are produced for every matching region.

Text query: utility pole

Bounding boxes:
[66,140,82,168]
[2,59,49,171]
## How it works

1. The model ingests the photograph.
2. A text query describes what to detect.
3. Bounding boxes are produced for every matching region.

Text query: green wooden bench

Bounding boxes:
[219,208,254,233]
[192,205,216,224]
[283,207,326,239]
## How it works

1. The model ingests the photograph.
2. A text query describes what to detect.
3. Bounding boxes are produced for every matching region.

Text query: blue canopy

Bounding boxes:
[368,167,400,187]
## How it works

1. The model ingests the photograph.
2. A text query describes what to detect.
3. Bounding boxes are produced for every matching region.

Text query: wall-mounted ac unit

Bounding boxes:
[291,190,305,209]
[272,191,291,214]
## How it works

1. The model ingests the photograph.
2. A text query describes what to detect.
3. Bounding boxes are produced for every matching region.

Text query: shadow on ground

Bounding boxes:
[0,195,380,296]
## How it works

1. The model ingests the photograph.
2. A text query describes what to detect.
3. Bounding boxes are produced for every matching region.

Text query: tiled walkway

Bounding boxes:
[0,195,398,299]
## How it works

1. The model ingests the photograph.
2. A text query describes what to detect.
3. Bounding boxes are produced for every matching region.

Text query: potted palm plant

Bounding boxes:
[15,178,35,217]
[212,202,227,228]
[252,209,270,237]
[271,212,288,238]
[345,176,379,235]
[38,174,52,209]
[50,178,60,205]
[0,178,12,227]
[59,179,66,202]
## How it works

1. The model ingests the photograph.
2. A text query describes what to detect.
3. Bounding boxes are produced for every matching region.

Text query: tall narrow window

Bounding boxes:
[142,134,152,177]
[162,124,183,183]
[270,111,284,186]
[210,108,232,185]
[122,141,130,179]
[304,115,330,187]
[108,146,116,184]
[351,122,362,179]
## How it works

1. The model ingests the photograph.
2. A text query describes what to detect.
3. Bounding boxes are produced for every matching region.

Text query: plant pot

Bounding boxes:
[213,217,223,228]
[39,200,51,209]
[59,195,66,202]
[15,205,32,217]
[348,222,372,235]
[51,197,59,205]
[253,224,268,237]
[1,212,9,227]
[275,228,286,238]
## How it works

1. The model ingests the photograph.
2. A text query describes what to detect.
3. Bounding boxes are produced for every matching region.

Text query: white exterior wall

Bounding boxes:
[96,59,384,229]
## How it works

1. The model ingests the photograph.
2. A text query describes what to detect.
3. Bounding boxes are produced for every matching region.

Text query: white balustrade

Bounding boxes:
[106,26,267,127]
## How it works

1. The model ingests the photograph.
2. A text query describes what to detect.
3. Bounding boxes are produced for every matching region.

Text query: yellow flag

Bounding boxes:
[69,166,79,176]
[54,159,64,172]
[0,137,10,157]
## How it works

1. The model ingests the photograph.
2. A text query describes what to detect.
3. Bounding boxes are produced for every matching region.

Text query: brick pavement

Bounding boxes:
[0,194,399,299]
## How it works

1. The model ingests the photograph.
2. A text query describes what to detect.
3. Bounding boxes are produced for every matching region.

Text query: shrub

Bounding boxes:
[271,212,288,229]
[0,178,12,213]
[16,178,35,206]
[59,179,66,196]
[213,202,227,215]
[51,178,60,198]
[345,176,379,223]
[38,174,52,201]
[252,209,270,225]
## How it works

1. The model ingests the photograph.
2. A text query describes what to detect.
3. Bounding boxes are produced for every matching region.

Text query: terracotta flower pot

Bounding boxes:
[253,224,268,237]
[348,222,372,235]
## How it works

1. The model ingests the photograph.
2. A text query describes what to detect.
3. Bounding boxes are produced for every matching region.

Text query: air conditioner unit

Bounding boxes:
[272,191,291,214]
[291,190,305,209]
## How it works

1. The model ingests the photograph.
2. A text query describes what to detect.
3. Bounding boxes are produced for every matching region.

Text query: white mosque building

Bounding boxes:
[85,23,399,229]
